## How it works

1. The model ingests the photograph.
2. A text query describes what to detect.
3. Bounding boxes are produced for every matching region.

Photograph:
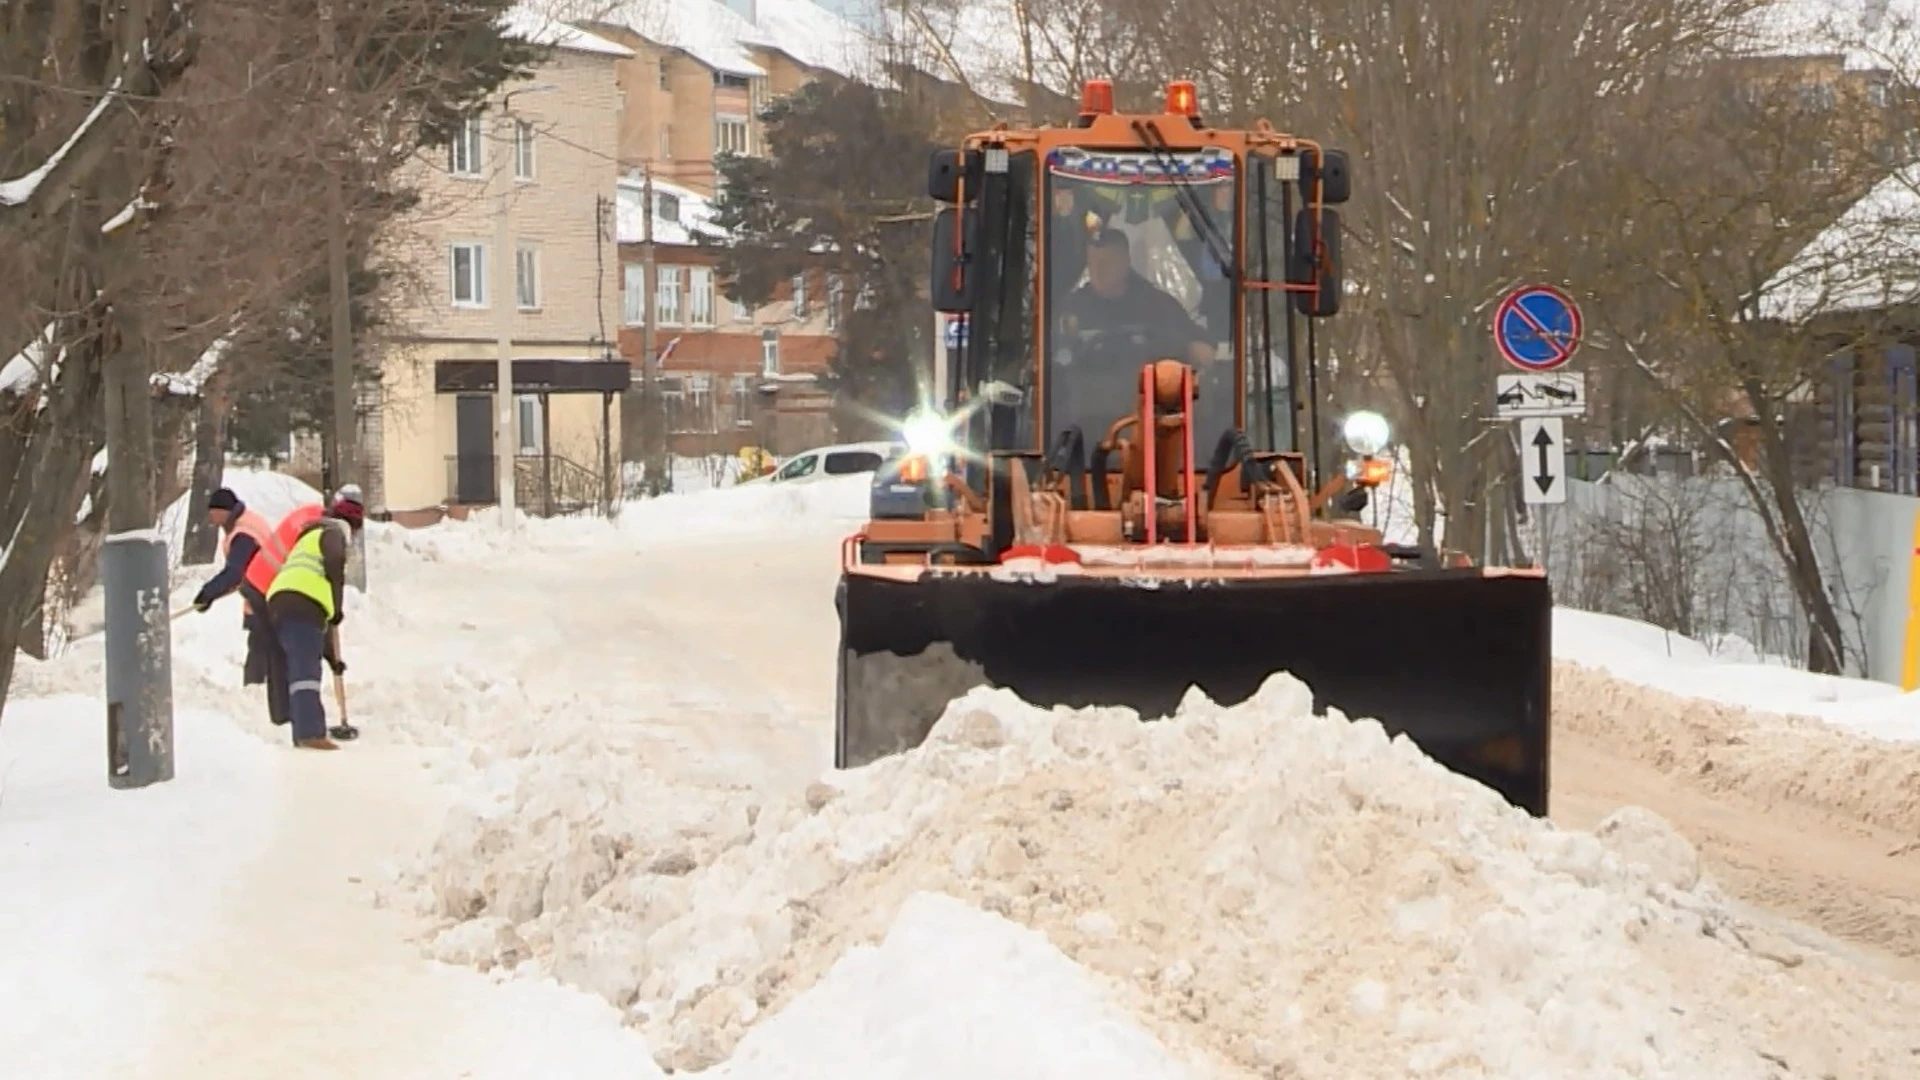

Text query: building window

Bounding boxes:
[790,273,808,318]
[1800,82,1835,112]
[715,114,748,157]
[515,245,540,310]
[449,117,483,177]
[658,192,681,223]
[689,266,716,327]
[660,128,672,158]
[761,328,780,376]
[1892,345,1918,494]
[516,395,543,456]
[450,242,487,307]
[1869,80,1891,108]
[731,373,754,428]
[513,120,536,181]
[659,62,670,91]
[827,274,844,333]
[666,373,717,434]
[622,264,645,326]
[715,72,750,89]
[656,265,683,325]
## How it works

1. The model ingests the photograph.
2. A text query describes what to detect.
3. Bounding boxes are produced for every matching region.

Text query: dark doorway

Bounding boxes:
[453,394,495,503]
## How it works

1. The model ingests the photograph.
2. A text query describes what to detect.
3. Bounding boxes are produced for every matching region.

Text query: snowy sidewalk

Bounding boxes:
[0,700,659,1080]
[138,743,658,1080]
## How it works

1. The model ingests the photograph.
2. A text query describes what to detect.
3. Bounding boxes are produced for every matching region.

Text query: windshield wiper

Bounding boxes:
[1129,118,1236,288]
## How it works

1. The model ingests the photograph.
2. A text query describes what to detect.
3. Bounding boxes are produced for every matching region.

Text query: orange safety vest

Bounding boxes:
[219,507,286,612]
[272,503,325,555]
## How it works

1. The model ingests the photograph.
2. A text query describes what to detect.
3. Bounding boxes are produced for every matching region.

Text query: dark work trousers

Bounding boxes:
[242,610,269,686]
[276,614,329,743]
[241,586,291,727]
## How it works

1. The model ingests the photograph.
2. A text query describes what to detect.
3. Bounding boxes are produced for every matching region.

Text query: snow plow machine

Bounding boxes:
[834,80,1552,815]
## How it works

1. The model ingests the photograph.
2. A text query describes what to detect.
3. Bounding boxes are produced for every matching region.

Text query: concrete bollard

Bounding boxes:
[103,530,175,789]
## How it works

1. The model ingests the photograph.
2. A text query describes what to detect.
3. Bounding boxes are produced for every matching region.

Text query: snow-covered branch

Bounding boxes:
[0,79,124,210]
[151,337,229,397]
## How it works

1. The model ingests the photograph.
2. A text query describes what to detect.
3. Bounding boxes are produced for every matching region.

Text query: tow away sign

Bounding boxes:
[1495,372,1586,418]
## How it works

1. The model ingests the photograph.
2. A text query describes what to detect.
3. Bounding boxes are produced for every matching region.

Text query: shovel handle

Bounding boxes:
[327,625,349,723]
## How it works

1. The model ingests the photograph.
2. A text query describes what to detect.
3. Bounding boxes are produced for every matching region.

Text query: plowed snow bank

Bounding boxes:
[408,674,1920,1079]
[1555,661,1920,834]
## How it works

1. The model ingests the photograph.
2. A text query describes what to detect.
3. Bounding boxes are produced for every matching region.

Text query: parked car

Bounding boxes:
[742,441,899,485]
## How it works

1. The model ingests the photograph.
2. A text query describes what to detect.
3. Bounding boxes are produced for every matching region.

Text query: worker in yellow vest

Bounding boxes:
[191,488,293,726]
[265,492,365,750]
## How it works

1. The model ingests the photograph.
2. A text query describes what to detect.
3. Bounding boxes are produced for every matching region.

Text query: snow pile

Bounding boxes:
[705,891,1204,1080]
[1553,661,1920,837]
[606,473,871,544]
[410,674,1920,1079]
[156,468,323,566]
[1556,608,1920,742]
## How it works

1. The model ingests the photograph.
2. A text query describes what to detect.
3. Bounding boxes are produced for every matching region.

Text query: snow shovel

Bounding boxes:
[327,626,360,742]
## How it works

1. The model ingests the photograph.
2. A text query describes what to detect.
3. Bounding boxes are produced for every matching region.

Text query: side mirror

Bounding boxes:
[930,205,977,314]
[1286,207,1342,318]
[1303,149,1350,205]
[927,148,985,204]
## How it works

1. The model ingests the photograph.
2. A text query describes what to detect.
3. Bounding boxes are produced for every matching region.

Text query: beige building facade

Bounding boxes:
[372,23,632,522]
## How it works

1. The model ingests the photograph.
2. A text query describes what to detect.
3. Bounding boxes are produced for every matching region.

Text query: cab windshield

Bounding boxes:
[1043,146,1237,451]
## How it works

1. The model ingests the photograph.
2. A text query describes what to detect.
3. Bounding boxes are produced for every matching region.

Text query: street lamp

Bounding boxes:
[492,82,555,529]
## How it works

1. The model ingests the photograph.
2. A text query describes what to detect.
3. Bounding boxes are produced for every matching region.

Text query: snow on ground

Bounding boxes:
[0,698,277,1078]
[14,462,1920,1078]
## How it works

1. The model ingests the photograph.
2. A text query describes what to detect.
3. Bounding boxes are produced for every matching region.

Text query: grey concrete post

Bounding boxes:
[103,531,174,789]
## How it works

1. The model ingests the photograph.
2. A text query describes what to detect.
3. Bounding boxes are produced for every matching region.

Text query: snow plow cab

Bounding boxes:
[835,81,1552,815]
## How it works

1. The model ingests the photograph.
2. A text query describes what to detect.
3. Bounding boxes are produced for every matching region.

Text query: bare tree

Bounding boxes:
[0,0,538,708]
[1592,24,1920,672]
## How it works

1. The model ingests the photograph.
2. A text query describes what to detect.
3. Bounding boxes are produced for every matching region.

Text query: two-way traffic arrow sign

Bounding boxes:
[1519,417,1566,504]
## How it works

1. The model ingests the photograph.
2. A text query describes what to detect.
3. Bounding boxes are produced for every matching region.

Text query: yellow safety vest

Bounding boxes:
[267,523,336,620]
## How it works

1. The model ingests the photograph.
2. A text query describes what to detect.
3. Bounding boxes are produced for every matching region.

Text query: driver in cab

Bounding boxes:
[1058,226,1215,371]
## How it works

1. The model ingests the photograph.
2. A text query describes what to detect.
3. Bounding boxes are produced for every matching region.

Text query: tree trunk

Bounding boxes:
[0,326,109,716]
[179,371,230,566]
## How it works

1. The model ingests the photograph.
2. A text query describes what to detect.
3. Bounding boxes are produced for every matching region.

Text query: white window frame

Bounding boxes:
[689,266,716,327]
[731,373,754,427]
[658,192,681,223]
[449,117,484,177]
[790,273,808,318]
[761,328,780,376]
[656,265,684,326]
[515,244,541,311]
[714,113,749,157]
[516,394,543,456]
[731,293,754,323]
[513,119,536,181]
[827,274,845,333]
[623,264,646,326]
[450,241,488,308]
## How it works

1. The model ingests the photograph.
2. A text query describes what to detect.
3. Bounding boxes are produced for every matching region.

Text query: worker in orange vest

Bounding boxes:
[192,488,296,725]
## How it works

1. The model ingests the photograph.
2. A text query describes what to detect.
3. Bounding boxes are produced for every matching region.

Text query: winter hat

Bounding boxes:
[206,488,240,512]
[329,491,366,529]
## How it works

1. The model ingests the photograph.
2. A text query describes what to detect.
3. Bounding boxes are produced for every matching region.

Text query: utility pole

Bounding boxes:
[640,163,666,495]
[493,111,519,527]
[329,178,354,494]
[102,321,173,790]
